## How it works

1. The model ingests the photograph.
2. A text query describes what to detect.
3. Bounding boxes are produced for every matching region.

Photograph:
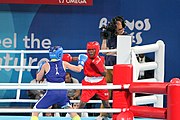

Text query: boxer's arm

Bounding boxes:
[63,54,87,72]
[72,57,78,61]
[63,61,83,72]
[37,61,46,73]
[92,56,106,76]
[36,62,46,81]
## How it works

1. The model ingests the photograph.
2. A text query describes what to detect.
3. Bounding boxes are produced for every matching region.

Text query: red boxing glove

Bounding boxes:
[62,54,72,62]
[92,56,105,73]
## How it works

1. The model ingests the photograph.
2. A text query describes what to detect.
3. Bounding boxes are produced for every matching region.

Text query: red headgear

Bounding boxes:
[87,41,100,58]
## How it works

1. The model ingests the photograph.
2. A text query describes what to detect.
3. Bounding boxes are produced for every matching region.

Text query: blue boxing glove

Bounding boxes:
[37,61,46,73]
[78,54,88,66]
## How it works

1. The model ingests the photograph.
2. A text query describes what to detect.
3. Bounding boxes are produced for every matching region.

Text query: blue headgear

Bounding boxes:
[49,46,63,60]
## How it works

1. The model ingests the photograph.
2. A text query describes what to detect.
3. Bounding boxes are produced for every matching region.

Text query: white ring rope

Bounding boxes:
[132,43,159,54]
[139,62,157,71]
[0,65,113,69]
[0,49,116,54]
[0,108,124,113]
[0,83,130,90]
[0,99,113,103]
[0,96,157,105]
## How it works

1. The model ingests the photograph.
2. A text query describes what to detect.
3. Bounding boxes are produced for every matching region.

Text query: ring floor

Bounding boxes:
[0,116,162,120]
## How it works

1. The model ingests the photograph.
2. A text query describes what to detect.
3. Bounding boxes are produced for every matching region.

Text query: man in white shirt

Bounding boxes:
[65,72,81,100]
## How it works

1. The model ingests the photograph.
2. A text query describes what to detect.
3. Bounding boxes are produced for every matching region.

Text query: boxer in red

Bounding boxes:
[78,41,112,119]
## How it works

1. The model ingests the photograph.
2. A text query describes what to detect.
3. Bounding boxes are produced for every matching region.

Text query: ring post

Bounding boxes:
[154,40,165,107]
[113,64,133,120]
[167,78,180,120]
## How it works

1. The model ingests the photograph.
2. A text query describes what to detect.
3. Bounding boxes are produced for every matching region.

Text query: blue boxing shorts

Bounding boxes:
[34,89,70,109]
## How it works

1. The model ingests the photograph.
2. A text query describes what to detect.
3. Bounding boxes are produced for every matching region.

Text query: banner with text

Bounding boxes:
[0,0,93,6]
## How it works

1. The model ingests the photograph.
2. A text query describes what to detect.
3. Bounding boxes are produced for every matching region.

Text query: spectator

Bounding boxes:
[65,72,81,100]
[44,104,60,117]
[137,54,154,79]
[136,54,154,103]
[66,102,89,117]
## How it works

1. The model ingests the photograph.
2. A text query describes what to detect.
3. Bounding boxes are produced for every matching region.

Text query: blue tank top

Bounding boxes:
[45,60,66,83]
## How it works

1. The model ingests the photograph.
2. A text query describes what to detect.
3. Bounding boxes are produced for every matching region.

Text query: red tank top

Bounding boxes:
[84,58,102,77]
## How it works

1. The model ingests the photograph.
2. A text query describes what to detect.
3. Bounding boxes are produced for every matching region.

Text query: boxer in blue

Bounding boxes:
[31,46,87,120]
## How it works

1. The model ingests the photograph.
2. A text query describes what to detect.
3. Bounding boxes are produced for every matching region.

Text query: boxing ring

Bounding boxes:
[0,36,179,120]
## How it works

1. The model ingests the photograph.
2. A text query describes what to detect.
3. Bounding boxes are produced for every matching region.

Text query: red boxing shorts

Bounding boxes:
[80,77,109,102]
